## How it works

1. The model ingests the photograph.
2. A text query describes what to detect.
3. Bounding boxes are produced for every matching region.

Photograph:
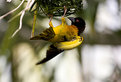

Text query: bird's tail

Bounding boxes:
[36,44,64,65]
[30,27,55,40]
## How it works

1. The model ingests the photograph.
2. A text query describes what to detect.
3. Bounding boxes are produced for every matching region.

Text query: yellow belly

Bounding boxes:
[49,25,78,42]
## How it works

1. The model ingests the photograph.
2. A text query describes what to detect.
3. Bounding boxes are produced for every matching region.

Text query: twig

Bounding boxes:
[0,0,34,38]
[8,11,22,23]
[31,10,37,38]
[11,0,34,38]
[11,10,25,38]
[0,0,25,20]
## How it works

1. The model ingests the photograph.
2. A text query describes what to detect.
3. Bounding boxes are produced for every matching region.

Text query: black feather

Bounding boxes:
[36,44,64,65]
[69,17,86,35]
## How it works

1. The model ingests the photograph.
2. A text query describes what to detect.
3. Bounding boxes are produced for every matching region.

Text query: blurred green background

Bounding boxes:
[0,0,121,82]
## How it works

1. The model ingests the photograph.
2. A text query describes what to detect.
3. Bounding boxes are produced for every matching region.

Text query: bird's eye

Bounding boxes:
[76,19,80,22]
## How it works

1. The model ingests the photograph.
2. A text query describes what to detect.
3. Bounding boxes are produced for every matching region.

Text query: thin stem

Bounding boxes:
[11,0,34,38]
[31,10,37,37]
[0,0,25,20]
[62,6,67,17]
[11,10,25,38]
[8,11,22,23]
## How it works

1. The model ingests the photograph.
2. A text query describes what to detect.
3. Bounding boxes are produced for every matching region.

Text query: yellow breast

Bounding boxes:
[49,24,78,42]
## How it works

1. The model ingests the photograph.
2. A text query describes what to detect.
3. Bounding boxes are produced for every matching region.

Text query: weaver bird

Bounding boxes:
[30,16,85,64]
[30,13,85,64]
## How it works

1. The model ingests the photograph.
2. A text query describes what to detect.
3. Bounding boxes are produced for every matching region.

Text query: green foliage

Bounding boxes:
[30,0,83,17]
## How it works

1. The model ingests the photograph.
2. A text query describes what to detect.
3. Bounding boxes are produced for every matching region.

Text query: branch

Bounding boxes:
[0,0,25,20]
[11,0,34,38]
[11,10,25,37]
[0,0,35,38]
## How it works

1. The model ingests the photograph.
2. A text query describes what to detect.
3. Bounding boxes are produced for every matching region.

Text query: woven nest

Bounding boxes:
[30,0,83,17]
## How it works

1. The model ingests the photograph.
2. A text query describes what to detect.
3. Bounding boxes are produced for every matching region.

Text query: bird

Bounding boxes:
[30,16,85,64]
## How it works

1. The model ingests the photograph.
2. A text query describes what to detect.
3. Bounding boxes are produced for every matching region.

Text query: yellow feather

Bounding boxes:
[54,36,83,50]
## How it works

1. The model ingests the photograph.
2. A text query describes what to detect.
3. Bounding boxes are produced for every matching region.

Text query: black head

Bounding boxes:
[68,17,86,35]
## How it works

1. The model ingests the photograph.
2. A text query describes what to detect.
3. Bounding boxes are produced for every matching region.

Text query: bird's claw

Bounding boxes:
[62,6,67,17]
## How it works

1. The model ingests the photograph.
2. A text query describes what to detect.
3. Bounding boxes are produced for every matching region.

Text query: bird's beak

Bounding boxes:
[68,17,75,23]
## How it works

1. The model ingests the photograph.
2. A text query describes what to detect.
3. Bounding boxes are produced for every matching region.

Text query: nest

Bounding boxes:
[30,0,83,17]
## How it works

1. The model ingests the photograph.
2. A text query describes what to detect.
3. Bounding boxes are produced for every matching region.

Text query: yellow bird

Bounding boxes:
[30,16,85,64]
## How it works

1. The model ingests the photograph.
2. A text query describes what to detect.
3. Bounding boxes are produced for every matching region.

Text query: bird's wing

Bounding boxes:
[36,44,64,64]
[36,36,83,64]
[30,27,55,40]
